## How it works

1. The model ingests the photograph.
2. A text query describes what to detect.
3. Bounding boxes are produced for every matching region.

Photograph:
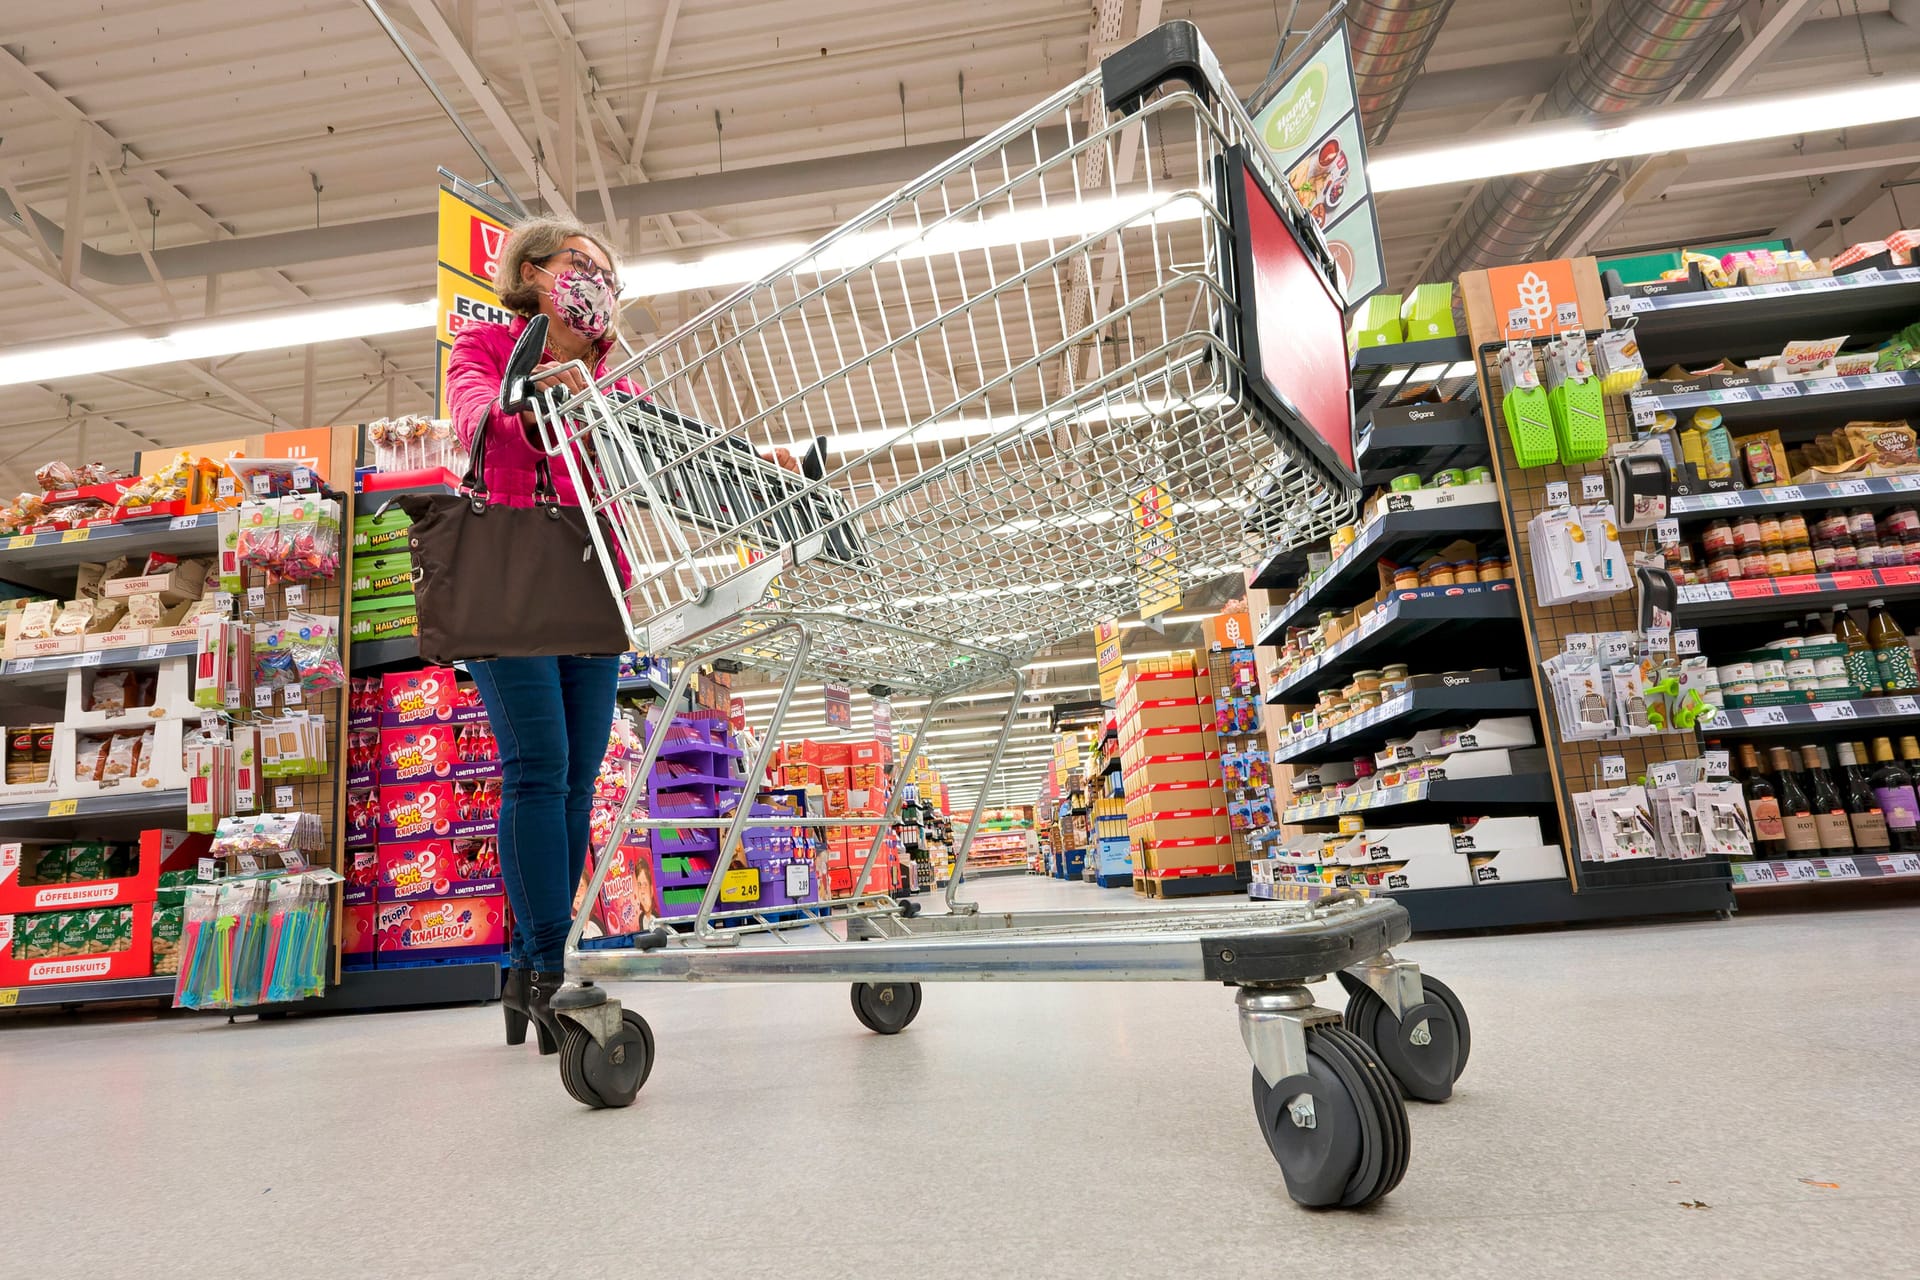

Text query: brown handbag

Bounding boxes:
[392,316,630,664]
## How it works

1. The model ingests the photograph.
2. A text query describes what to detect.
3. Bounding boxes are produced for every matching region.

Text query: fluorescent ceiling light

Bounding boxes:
[0,298,435,389]
[1371,76,1920,192]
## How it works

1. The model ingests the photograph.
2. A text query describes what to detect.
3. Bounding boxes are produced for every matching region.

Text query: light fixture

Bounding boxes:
[0,297,436,390]
[1370,75,1920,192]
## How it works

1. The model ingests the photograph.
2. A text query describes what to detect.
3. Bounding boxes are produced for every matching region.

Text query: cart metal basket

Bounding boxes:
[522,21,1465,1208]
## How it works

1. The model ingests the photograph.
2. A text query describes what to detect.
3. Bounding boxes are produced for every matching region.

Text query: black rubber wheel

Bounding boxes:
[850,981,922,1034]
[1251,1023,1407,1209]
[1344,974,1469,1103]
[558,1009,655,1109]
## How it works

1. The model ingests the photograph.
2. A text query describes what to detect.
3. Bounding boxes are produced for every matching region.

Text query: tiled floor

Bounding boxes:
[2,877,1913,1279]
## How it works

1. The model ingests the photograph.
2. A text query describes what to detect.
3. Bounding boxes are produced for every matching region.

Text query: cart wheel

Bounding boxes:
[558,1010,655,1109]
[850,981,922,1035]
[1251,1024,1409,1209]
[1343,975,1469,1102]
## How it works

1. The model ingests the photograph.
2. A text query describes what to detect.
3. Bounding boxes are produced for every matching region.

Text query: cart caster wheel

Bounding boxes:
[1252,1024,1409,1209]
[558,1010,655,1109]
[850,981,922,1035]
[1341,973,1469,1103]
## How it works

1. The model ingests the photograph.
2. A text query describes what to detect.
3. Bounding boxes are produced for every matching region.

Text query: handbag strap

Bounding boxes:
[474,349,570,516]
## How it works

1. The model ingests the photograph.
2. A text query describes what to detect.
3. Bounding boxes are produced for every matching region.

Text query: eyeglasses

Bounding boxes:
[543,247,620,292]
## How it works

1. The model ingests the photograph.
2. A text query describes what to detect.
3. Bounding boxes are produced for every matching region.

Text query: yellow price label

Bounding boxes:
[60,527,91,543]
[0,989,18,1007]
[47,798,78,817]
[719,867,760,903]
[6,534,35,549]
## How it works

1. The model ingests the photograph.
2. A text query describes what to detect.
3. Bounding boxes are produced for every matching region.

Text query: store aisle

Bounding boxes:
[3,882,1913,1280]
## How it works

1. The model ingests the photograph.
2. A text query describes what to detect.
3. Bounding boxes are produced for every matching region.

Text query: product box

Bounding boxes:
[1336,824,1454,865]
[350,551,414,600]
[344,846,378,905]
[1441,716,1537,754]
[1349,853,1473,892]
[352,506,412,554]
[1451,814,1545,853]
[346,786,378,848]
[102,558,209,605]
[374,895,510,962]
[381,667,485,726]
[377,836,505,902]
[1135,835,1234,873]
[0,900,154,987]
[376,725,499,784]
[0,835,165,915]
[1427,747,1547,781]
[1125,781,1228,817]
[376,781,498,843]
[1468,845,1566,885]
[342,901,377,964]
[847,739,883,766]
[1120,698,1209,733]
[350,596,418,643]
[1122,752,1222,787]
[1126,808,1230,843]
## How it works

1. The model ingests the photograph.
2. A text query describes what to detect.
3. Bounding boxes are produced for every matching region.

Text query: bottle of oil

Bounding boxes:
[1834,605,1882,693]
[1867,599,1918,695]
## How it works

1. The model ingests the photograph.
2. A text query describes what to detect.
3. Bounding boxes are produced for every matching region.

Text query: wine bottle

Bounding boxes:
[1868,599,1918,695]
[1799,744,1854,855]
[1740,742,1786,857]
[1868,737,1920,851]
[1834,605,1882,693]
[1838,742,1891,851]
[1770,746,1823,855]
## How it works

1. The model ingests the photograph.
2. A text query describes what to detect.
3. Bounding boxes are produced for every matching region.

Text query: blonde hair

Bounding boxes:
[493,216,621,318]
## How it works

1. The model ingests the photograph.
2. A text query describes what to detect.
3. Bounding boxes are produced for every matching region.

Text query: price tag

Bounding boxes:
[1786,861,1820,882]
[1893,697,1920,717]
[1601,633,1633,662]
[169,515,200,530]
[1829,857,1862,879]
[1705,582,1734,601]
[250,473,272,496]
[1756,383,1799,400]
[1891,475,1920,493]
[1564,633,1595,657]
[1655,518,1681,547]
[1720,286,1753,301]
[1644,627,1670,653]
[199,712,222,735]
[285,584,306,608]
[1676,583,1707,604]
[283,683,303,707]
[1762,486,1804,504]
[7,658,31,673]
[1836,479,1873,497]
[1870,371,1907,389]
[236,854,260,873]
[1704,748,1731,778]
[212,591,235,617]
[1581,473,1607,501]
[1746,862,1778,883]
[253,686,275,708]
[1607,295,1632,319]
[1629,296,1655,313]
[1630,401,1657,427]
[1704,491,1742,509]
[1891,854,1920,876]
[1599,755,1627,783]
[1747,706,1790,727]
[46,798,77,817]
[1811,276,1845,291]
[278,850,306,870]
[1649,762,1682,788]
[1674,628,1700,655]
[274,785,295,809]
[1545,480,1571,507]
[197,856,218,882]
[1812,701,1859,722]
[217,477,237,499]
[293,466,313,491]
[5,533,35,549]
[1506,306,1532,334]
[246,585,267,611]
[60,528,91,544]
[76,651,102,667]
[1852,267,1885,284]
[141,644,170,660]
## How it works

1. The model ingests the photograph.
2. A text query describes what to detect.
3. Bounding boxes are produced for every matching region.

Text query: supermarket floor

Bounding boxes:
[4,880,1916,1280]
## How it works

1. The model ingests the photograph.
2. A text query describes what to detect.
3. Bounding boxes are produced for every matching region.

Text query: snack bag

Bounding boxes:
[65,842,110,882]
[30,845,72,885]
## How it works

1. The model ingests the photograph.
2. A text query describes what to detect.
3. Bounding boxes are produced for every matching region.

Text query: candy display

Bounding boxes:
[364,415,470,475]
[173,871,338,1009]
[233,494,342,582]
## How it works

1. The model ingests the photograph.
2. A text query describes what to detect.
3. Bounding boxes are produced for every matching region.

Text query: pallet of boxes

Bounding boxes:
[1118,651,1238,898]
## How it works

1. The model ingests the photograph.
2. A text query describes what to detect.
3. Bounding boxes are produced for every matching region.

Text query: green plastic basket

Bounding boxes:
[1503,386,1558,468]
[1550,379,1608,464]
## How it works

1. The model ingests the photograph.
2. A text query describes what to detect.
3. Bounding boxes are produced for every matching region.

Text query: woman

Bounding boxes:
[444,216,635,1054]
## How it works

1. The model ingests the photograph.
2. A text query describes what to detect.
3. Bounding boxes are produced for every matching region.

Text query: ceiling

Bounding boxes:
[5,0,1920,803]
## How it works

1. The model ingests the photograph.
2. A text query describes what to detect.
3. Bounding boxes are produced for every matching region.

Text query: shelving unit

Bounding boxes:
[1262,588,1519,702]
[1250,499,1506,619]
[1282,772,1554,824]
[1670,473,1920,519]
[1271,680,1537,765]
[1604,263,1920,367]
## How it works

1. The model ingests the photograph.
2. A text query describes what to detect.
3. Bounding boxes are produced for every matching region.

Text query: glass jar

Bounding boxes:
[1427,562,1457,586]
[1784,544,1817,576]
[1758,512,1785,552]
[1348,689,1383,715]
[1477,554,1505,581]
[1392,566,1419,590]
[1849,508,1878,540]
[1701,520,1735,556]
[1380,663,1410,695]
[1886,505,1920,538]
[1739,549,1770,579]
[1779,512,1811,546]
[1452,560,1479,584]
[1350,669,1383,694]
[1731,514,1764,551]
[1813,512,1851,545]
[1708,553,1741,582]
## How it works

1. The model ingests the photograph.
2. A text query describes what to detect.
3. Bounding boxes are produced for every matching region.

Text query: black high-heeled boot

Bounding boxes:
[501,968,532,1046]
[522,970,566,1055]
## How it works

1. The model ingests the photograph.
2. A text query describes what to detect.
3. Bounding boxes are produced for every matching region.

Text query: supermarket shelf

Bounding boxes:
[0,974,178,1009]
[1628,370,1920,434]
[1671,474,1920,520]
[302,960,501,1010]
[1671,566,1920,624]
[1354,412,1488,486]
[0,788,188,826]
[1260,587,1519,699]
[0,512,220,576]
[1250,874,1732,930]
[348,635,423,672]
[1711,695,1920,734]
[0,639,200,684]
[1250,498,1506,615]
[1350,335,1474,399]
[1607,265,1920,368]
[1271,679,1537,764]
[1731,851,1920,888]
[1283,773,1554,824]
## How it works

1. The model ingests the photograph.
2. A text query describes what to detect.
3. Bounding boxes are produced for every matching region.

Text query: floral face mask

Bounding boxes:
[537,265,616,341]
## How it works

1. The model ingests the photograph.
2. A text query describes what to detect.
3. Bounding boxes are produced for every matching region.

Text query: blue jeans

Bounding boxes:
[466,655,620,971]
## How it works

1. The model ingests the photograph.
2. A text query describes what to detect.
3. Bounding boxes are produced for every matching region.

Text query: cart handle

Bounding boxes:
[499,313,550,415]
[1100,19,1225,117]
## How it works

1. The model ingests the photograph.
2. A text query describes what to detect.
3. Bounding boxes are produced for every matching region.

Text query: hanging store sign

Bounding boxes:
[1249,19,1384,306]
[1486,259,1587,340]
[434,186,513,415]
[1131,484,1181,619]
[872,696,893,764]
[823,682,852,729]
[1095,617,1126,702]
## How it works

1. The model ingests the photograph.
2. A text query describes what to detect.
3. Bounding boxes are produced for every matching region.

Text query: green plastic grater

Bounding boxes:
[1549,377,1607,464]
[1503,385,1558,468]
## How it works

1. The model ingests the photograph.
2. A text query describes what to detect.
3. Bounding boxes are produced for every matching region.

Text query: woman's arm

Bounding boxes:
[445,326,522,455]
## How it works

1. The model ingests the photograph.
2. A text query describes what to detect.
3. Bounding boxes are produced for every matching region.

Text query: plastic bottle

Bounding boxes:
[1868,737,1920,851]
[1838,741,1890,851]
[1867,598,1918,694]
[1834,605,1882,693]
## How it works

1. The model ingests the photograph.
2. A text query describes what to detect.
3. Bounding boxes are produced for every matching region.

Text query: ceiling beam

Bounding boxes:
[627,0,683,168]
[1664,141,1920,196]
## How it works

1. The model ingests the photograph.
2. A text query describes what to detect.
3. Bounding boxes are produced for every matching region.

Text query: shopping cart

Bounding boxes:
[521,21,1468,1208]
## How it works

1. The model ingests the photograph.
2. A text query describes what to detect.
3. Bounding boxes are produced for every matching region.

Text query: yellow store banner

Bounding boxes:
[435,186,513,414]
[1095,617,1125,702]
[1131,483,1181,619]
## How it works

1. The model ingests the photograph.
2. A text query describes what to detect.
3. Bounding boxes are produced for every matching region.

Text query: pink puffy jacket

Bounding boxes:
[444,315,641,508]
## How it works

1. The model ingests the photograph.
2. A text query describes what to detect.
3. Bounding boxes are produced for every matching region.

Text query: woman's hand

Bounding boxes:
[518,361,590,428]
[764,447,800,473]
